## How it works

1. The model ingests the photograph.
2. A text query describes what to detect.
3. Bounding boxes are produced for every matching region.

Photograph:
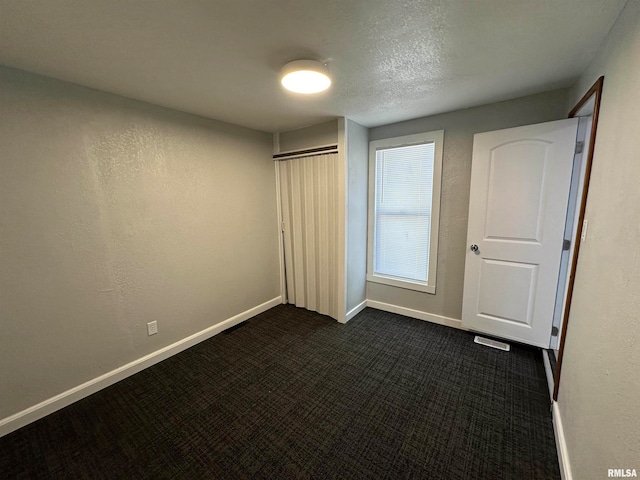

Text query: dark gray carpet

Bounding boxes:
[0,305,560,479]
[547,348,558,377]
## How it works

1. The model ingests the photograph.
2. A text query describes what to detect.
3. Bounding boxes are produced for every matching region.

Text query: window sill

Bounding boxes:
[366,273,436,294]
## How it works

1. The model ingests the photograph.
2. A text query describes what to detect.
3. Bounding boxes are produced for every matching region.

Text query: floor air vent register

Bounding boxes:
[474,335,511,351]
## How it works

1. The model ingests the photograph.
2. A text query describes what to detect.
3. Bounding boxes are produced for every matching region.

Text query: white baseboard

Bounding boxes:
[0,296,282,438]
[366,300,465,330]
[344,300,367,323]
[552,402,573,480]
[542,350,554,399]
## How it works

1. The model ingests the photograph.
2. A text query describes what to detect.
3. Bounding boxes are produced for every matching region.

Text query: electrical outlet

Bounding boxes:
[147,321,158,336]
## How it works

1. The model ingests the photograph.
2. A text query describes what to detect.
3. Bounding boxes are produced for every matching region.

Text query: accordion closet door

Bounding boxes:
[277,153,341,320]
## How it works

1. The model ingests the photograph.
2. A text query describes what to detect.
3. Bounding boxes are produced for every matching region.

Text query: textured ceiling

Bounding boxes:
[0,0,627,132]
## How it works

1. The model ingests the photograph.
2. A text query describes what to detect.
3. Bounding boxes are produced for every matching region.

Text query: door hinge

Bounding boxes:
[281,222,285,232]
[575,141,584,154]
[562,239,571,251]
[551,326,559,336]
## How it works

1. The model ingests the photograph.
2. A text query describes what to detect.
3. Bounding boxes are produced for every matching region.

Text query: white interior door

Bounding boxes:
[462,118,579,348]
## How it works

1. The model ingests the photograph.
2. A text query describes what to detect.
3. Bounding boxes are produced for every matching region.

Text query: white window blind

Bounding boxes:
[373,142,435,283]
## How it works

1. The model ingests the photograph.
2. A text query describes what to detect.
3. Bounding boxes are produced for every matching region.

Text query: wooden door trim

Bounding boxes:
[553,76,604,401]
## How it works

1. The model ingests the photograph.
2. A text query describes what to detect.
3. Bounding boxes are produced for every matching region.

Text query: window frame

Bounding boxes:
[366,130,444,294]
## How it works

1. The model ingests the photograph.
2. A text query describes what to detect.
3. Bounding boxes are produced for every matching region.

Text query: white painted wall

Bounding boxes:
[558,2,640,477]
[367,89,569,320]
[0,66,280,421]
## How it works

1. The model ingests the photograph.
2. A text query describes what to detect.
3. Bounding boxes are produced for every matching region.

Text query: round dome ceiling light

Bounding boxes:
[281,60,331,94]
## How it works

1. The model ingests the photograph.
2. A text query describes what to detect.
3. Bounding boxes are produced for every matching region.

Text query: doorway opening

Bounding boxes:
[551,76,605,401]
[549,116,593,352]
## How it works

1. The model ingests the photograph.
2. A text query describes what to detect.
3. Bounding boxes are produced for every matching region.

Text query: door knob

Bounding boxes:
[470,244,479,252]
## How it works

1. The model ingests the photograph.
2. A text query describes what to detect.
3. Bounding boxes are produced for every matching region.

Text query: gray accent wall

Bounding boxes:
[277,120,339,152]
[367,89,569,320]
[0,66,280,420]
[558,1,640,476]
[345,119,369,313]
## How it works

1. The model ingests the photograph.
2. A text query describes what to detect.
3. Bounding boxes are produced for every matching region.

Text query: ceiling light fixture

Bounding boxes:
[281,60,331,94]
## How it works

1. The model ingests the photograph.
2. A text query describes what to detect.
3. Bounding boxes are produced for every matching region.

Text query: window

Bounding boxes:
[367,130,443,294]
